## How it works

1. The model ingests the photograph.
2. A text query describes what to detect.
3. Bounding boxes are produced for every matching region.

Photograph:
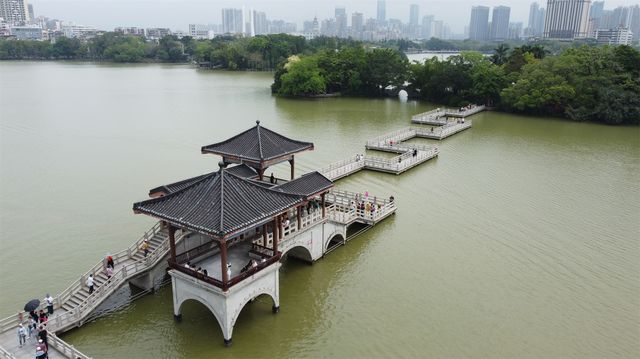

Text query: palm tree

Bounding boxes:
[491,44,510,65]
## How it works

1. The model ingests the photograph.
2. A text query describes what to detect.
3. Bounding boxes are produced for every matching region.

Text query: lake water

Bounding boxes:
[0,62,639,358]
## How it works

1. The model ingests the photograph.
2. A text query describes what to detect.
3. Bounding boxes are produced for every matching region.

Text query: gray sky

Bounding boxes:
[31,0,638,33]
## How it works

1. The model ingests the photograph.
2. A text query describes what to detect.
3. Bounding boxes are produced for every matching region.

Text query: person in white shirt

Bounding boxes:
[86,274,94,294]
[45,294,54,315]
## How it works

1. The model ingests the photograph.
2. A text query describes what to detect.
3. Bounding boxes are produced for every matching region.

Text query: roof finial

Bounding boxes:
[218,161,225,171]
[256,119,260,126]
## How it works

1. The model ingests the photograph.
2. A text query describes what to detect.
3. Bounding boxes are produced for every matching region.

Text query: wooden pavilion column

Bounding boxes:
[258,166,265,181]
[272,217,278,250]
[289,157,295,180]
[273,224,279,254]
[220,240,229,291]
[321,193,326,218]
[168,224,177,263]
[297,205,302,229]
[262,224,268,246]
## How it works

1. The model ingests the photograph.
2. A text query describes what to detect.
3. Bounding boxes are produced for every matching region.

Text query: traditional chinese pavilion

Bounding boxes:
[132,123,333,346]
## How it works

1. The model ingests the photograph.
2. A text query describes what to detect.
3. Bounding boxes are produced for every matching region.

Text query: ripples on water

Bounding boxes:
[1,62,638,358]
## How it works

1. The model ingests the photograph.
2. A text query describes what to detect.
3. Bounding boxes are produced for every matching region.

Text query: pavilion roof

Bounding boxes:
[201,121,313,163]
[134,163,302,239]
[148,164,257,197]
[273,172,333,198]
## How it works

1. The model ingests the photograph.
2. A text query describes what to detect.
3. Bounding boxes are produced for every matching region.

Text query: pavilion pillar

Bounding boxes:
[272,218,278,250]
[297,205,302,229]
[273,224,279,254]
[168,225,177,263]
[220,240,229,291]
[262,224,268,247]
[289,158,295,180]
[258,165,265,181]
[321,193,326,218]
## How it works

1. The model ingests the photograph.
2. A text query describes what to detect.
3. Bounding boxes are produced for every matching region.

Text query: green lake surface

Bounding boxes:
[0,62,639,358]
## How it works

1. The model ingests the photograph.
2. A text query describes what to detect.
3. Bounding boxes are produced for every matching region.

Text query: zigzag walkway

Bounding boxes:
[0,222,177,359]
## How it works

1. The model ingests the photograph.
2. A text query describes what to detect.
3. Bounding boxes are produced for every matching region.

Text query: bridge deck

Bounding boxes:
[0,223,176,358]
[414,121,472,140]
[411,105,485,124]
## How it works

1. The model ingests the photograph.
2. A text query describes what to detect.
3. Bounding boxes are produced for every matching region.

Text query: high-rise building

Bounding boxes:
[335,7,347,37]
[431,20,443,39]
[630,5,640,43]
[253,11,268,35]
[351,12,364,32]
[469,5,490,40]
[527,2,546,37]
[422,15,434,39]
[508,22,523,39]
[26,3,33,21]
[589,1,604,24]
[611,6,631,28]
[490,6,511,41]
[377,0,386,23]
[1,0,30,25]
[409,4,419,26]
[543,0,591,39]
[222,8,243,34]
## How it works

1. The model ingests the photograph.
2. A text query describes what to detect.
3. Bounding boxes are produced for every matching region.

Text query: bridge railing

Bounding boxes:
[43,226,182,334]
[0,345,15,359]
[48,331,91,359]
[366,127,415,146]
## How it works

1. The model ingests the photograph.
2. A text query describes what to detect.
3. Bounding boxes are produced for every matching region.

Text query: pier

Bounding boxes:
[411,105,485,125]
[0,104,485,355]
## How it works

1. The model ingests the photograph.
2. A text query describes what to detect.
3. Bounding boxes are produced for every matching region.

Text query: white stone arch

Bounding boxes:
[281,244,313,263]
[229,290,278,332]
[175,294,226,334]
[325,233,345,251]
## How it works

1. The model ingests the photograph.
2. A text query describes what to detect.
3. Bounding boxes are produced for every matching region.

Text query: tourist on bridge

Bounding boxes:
[17,323,26,347]
[106,265,113,280]
[28,316,36,339]
[140,239,150,258]
[44,294,54,315]
[86,274,94,294]
[38,310,47,324]
[106,253,114,269]
[38,327,48,350]
[35,340,47,359]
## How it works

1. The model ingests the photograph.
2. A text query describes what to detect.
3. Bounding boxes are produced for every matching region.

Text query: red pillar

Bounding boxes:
[272,218,278,251]
[220,240,229,290]
[289,157,295,180]
[262,224,268,247]
[168,225,176,263]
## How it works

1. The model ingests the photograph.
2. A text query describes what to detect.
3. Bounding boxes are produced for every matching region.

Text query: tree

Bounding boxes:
[491,44,509,65]
[277,56,326,96]
[361,48,409,95]
[501,66,575,115]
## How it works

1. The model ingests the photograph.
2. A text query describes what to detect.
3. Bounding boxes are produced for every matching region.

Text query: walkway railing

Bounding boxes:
[48,331,92,359]
[326,189,397,224]
[0,222,178,335]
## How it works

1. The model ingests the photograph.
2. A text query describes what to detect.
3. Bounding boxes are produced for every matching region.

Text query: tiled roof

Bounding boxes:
[201,121,313,162]
[134,164,302,238]
[148,164,257,196]
[274,172,333,197]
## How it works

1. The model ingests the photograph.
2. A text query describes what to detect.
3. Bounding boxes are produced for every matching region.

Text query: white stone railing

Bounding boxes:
[48,331,92,359]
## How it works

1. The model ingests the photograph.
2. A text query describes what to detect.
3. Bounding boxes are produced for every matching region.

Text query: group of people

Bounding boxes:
[459,104,477,112]
[355,154,365,162]
[240,259,259,274]
[18,299,52,358]
[184,262,209,277]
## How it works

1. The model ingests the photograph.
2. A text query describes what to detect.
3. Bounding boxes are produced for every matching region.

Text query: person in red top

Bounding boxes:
[106,254,114,269]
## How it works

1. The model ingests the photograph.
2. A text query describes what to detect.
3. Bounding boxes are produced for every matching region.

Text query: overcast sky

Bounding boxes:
[31,0,638,33]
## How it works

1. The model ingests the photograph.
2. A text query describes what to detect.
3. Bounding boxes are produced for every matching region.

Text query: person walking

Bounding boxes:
[17,324,26,347]
[28,316,36,340]
[140,240,150,258]
[86,274,94,294]
[106,265,113,280]
[106,254,114,269]
[38,325,48,349]
[35,340,47,359]
[44,294,54,315]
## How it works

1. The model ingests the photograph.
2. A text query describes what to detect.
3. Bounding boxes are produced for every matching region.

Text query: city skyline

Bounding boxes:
[27,0,640,33]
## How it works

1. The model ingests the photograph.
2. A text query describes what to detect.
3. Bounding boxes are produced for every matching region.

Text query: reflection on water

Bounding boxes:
[1,62,639,358]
